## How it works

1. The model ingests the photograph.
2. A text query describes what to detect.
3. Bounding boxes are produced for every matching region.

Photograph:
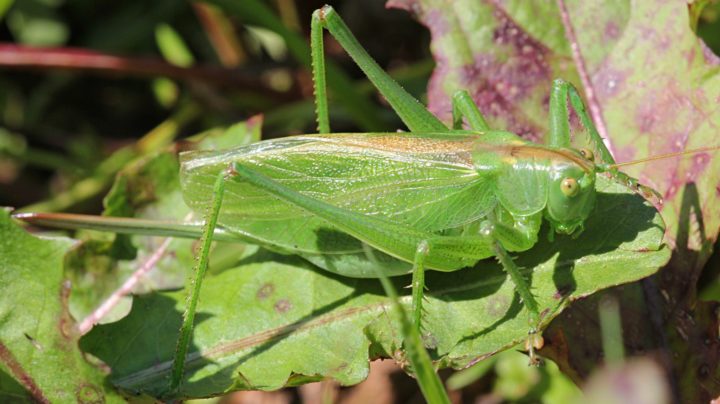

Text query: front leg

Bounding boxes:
[548,78,615,165]
[422,210,544,365]
[482,210,544,365]
[411,240,430,335]
[549,79,663,203]
[491,240,543,365]
[451,90,491,131]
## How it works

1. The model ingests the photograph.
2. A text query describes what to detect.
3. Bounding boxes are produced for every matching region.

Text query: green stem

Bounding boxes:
[371,258,451,404]
[598,296,625,365]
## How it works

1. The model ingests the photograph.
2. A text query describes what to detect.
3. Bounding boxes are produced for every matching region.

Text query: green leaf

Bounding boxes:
[79,175,667,399]
[155,23,195,67]
[6,0,68,46]
[491,351,580,402]
[0,209,124,403]
[0,0,14,20]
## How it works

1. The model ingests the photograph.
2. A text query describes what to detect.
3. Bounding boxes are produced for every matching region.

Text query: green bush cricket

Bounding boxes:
[176,4,654,373]
[13,5,717,401]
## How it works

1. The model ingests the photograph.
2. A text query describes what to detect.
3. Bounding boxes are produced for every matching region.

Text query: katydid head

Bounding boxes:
[544,156,596,237]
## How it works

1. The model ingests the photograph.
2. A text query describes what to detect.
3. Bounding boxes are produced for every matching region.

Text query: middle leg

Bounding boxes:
[451,90,491,131]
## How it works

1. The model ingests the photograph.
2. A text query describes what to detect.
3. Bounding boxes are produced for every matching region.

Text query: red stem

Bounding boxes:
[77,237,172,336]
[0,44,293,100]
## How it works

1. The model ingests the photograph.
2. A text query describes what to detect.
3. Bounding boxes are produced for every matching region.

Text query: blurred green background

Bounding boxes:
[0,0,436,211]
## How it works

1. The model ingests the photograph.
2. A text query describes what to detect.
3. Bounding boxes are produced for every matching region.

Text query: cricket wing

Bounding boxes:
[179,134,496,256]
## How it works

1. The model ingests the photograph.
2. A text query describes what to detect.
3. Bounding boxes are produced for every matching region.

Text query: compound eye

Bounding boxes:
[561,178,579,197]
[579,148,595,161]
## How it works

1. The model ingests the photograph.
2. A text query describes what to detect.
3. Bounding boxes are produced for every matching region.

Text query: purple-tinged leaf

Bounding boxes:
[391,0,720,400]
[388,0,578,142]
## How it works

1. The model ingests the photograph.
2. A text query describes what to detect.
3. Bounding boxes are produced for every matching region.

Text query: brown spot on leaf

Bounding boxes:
[665,181,680,200]
[274,299,292,314]
[76,383,104,404]
[635,103,659,134]
[256,283,274,301]
[605,21,621,41]
[485,294,511,317]
[593,65,629,100]
[488,8,551,99]
[58,280,75,340]
[688,153,711,179]
[422,332,439,350]
[455,5,551,140]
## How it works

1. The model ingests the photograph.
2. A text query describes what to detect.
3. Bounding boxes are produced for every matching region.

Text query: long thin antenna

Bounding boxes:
[609,145,720,169]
